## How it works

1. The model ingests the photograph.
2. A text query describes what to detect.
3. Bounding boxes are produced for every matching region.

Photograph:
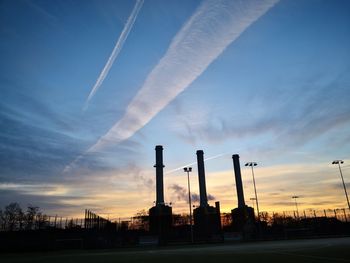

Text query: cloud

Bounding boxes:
[330,182,350,191]
[191,193,200,203]
[169,184,187,202]
[190,193,215,203]
[63,136,144,174]
[0,82,136,178]
[0,161,156,218]
[88,0,279,152]
[169,183,215,204]
[85,0,144,107]
[0,183,68,196]
[125,163,154,190]
[0,109,85,180]
[1,81,73,131]
[25,0,58,23]
[0,188,90,218]
[176,69,350,153]
[208,194,215,201]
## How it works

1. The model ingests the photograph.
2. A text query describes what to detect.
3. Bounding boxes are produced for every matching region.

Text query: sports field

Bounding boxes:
[2,237,350,263]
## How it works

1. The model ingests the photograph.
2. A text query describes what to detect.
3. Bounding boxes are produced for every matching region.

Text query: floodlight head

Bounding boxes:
[245,163,249,166]
[341,161,344,164]
[332,161,336,164]
[253,163,257,166]
[184,167,192,172]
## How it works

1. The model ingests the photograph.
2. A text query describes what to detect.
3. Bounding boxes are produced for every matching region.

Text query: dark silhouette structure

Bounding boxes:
[231,154,255,233]
[84,210,115,231]
[149,145,172,241]
[193,150,221,239]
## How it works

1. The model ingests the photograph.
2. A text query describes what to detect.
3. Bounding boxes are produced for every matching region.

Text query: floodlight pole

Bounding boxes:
[332,160,350,211]
[184,167,194,243]
[250,197,256,210]
[292,196,300,218]
[245,162,260,221]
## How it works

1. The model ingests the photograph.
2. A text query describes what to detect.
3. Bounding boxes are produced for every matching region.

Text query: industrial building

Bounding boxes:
[148,145,172,242]
[148,146,257,242]
[193,150,221,239]
[231,154,255,234]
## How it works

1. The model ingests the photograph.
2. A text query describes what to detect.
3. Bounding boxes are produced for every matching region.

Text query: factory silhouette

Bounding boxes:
[149,145,256,242]
[1,145,349,251]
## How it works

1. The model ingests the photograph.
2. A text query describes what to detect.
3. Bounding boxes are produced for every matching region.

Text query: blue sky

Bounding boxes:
[1,0,350,218]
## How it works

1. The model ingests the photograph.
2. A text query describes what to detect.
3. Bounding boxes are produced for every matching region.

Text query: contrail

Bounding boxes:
[65,0,278,172]
[88,0,279,153]
[165,153,230,175]
[84,0,144,109]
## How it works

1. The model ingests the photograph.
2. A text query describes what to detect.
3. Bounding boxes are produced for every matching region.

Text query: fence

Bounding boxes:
[1,208,349,232]
[0,210,115,231]
[259,208,350,224]
[114,207,350,231]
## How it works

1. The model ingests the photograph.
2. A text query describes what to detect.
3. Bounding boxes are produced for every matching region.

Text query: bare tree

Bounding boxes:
[0,209,4,230]
[4,203,23,231]
[36,212,49,230]
[25,205,39,230]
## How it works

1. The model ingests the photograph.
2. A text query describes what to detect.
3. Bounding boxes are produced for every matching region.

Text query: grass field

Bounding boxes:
[1,237,350,263]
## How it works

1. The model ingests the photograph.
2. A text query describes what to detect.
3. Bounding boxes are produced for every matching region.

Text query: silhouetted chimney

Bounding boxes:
[197,150,208,207]
[154,145,165,205]
[232,154,245,208]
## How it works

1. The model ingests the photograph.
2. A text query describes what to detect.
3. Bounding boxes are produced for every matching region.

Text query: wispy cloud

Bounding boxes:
[174,69,350,155]
[0,183,68,196]
[88,0,279,152]
[25,0,57,23]
[84,0,144,108]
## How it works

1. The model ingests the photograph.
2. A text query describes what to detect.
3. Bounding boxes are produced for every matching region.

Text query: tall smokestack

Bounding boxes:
[232,154,245,208]
[154,145,165,205]
[197,150,208,207]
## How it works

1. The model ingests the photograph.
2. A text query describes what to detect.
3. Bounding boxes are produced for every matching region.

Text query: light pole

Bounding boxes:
[332,160,350,211]
[245,162,260,220]
[250,197,256,210]
[292,196,300,218]
[184,167,193,243]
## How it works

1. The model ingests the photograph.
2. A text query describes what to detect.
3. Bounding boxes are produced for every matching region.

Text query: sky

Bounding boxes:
[1,0,350,220]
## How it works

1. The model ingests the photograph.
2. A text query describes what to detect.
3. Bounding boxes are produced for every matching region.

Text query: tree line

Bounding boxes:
[0,202,48,231]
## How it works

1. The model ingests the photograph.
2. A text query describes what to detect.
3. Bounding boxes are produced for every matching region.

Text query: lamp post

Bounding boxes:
[245,162,260,220]
[292,196,300,218]
[184,167,193,243]
[332,160,350,211]
[250,197,256,210]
